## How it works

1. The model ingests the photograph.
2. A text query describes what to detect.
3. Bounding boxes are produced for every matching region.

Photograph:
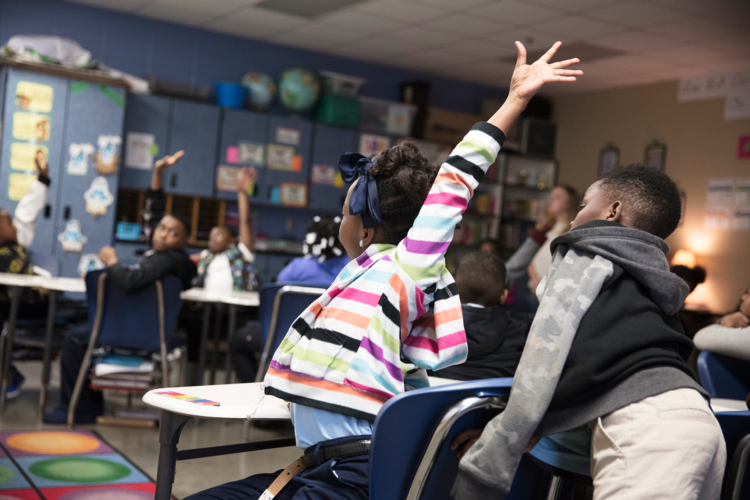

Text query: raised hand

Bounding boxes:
[509,41,582,102]
[154,150,185,172]
[236,167,258,193]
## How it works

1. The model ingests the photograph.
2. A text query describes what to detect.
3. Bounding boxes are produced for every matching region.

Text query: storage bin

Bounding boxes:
[116,222,142,241]
[319,71,366,97]
[215,82,247,108]
[315,93,360,130]
[359,97,417,136]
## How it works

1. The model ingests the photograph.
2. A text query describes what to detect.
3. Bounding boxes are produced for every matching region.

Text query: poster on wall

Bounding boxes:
[58,220,88,252]
[275,127,301,146]
[125,132,156,170]
[311,165,337,185]
[239,142,265,165]
[7,173,36,201]
[280,183,307,207]
[12,112,50,142]
[704,178,734,229]
[359,134,390,157]
[266,144,295,171]
[83,177,115,217]
[10,143,48,171]
[216,165,241,191]
[15,81,53,113]
[94,135,122,174]
[67,143,94,176]
[733,178,750,230]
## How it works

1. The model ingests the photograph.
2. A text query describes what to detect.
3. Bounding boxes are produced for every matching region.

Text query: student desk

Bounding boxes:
[0,273,85,416]
[178,288,260,386]
[143,377,462,500]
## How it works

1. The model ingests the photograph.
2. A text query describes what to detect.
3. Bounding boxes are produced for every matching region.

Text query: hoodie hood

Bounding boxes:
[551,220,688,316]
[461,305,508,354]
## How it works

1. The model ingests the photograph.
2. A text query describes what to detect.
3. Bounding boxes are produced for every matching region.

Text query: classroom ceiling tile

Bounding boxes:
[408,47,478,67]
[68,0,154,12]
[318,9,404,34]
[270,33,337,52]
[405,0,496,11]
[254,0,366,19]
[525,0,620,13]
[485,27,565,52]
[203,15,281,39]
[534,15,624,39]
[466,1,564,26]
[387,26,464,50]
[205,5,305,33]
[426,13,512,36]
[355,0,449,23]
[137,0,242,25]
[447,38,518,58]
[708,35,750,59]
[590,30,681,54]
[498,41,625,65]
[279,22,363,45]
[586,1,686,28]
[649,17,747,42]
[649,45,734,66]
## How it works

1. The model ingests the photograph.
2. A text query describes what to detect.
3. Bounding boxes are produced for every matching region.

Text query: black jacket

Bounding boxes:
[434,305,532,381]
[106,249,196,294]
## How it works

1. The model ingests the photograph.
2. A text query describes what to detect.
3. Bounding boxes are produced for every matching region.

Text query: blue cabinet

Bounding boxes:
[55,82,126,278]
[120,94,171,190]
[165,100,220,197]
[263,116,311,207]
[0,69,69,256]
[215,108,268,202]
[309,125,356,214]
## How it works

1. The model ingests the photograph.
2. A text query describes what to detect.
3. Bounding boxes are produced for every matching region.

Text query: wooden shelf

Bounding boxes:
[0,58,129,88]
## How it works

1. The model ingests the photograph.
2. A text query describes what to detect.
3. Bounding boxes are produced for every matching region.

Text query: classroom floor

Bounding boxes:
[1,361,301,499]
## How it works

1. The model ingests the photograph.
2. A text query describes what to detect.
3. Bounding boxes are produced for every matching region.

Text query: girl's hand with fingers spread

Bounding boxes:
[155,150,185,172]
[509,41,582,102]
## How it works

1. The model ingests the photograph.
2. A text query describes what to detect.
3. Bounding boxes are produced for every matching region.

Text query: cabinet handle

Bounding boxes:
[170,174,177,188]
[44,204,51,219]
[63,206,71,220]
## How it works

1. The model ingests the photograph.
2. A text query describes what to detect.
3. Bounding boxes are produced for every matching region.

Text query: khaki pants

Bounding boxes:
[591,388,726,500]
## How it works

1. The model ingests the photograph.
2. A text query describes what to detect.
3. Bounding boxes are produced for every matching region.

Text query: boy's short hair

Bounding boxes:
[455,252,507,306]
[165,214,192,239]
[599,164,681,239]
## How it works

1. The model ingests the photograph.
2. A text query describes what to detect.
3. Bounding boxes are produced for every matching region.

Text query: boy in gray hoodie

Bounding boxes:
[452,165,726,499]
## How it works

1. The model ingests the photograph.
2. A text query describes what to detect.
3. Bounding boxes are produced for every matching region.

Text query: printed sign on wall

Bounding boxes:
[10,143,48,171]
[84,177,115,217]
[15,81,54,113]
[7,173,36,201]
[125,132,156,170]
[239,142,265,165]
[311,165,337,185]
[12,112,50,142]
[67,143,94,176]
[58,220,88,252]
[266,144,295,171]
[275,126,301,146]
[94,135,122,174]
[280,183,307,207]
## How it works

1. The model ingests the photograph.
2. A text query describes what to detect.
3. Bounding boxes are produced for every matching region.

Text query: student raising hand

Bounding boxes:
[236,167,258,193]
[151,150,185,191]
[489,41,581,136]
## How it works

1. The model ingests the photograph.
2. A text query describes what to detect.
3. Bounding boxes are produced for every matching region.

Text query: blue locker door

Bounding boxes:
[309,125,356,214]
[216,108,268,202]
[263,116,311,207]
[166,100,219,197]
[0,69,69,256]
[120,94,171,189]
[55,82,126,278]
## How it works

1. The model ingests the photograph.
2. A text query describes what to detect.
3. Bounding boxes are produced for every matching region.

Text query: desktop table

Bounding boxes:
[0,273,85,415]
[178,288,259,386]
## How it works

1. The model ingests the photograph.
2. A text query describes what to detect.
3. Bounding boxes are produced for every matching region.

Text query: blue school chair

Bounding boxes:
[715,410,750,500]
[68,270,184,427]
[253,282,328,382]
[697,351,750,400]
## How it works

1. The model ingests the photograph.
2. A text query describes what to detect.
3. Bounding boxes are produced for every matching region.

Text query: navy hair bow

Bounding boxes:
[338,152,382,229]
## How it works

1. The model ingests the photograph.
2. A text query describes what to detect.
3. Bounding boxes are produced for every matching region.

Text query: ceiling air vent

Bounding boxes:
[255,0,368,18]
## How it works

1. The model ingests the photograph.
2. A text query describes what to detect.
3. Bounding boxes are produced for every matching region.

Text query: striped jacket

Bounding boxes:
[264,122,506,421]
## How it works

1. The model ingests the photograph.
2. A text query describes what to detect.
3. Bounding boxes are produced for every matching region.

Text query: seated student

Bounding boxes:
[194,167,259,293]
[433,251,532,381]
[452,165,726,500]
[43,151,197,424]
[229,215,349,383]
[694,283,750,358]
[186,40,580,500]
[0,158,52,398]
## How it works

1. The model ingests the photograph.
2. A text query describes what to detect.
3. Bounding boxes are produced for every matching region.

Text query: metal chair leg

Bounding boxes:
[196,304,211,385]
[0,287,21,414]
[546,476,563,500]
[225,304,237,385]
[726,434,750,500]
[39,290,58,419]
[178,346,188,387]
[154,410,191,500]
[210,304,223,385]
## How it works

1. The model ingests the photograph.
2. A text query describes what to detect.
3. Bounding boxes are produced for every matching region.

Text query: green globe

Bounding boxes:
[279,68,320,112]
[241,72,276,111]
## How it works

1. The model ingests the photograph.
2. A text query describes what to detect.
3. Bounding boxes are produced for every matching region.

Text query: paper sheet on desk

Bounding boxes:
[247,387,291,420]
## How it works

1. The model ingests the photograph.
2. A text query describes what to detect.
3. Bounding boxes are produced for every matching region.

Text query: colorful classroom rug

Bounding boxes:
[0,430,159,499]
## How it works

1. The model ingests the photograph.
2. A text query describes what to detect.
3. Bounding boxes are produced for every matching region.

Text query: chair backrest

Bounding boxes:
[85,270,183,352]
[714,411,750,500]
[370,378,514,500]
[697,351,750,400]
[29,250,59,277]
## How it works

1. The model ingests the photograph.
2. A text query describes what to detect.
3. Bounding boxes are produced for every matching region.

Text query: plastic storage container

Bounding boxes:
[215,82,247,108]
[116,222,143,241]
[359,97,417,136]
[319,71,366,97]
[315,93,360,130]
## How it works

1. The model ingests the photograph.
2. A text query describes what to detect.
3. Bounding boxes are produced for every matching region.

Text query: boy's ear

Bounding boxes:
[499,289,509,306]
[605,200,623,223]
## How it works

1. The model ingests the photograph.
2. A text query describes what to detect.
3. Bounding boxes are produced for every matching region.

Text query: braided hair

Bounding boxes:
[303,215,344,262]
[368,139,439,244]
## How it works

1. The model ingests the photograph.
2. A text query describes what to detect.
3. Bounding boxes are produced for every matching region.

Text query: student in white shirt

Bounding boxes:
[194,168,259,292]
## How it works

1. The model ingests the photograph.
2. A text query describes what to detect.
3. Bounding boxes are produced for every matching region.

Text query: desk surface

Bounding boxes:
[143,377,465,421]
[180,288,259,306]
[0,273,86,293]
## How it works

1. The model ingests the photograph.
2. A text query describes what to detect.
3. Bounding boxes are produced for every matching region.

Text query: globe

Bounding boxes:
[278,68,320,112]
[241,72,276,111]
